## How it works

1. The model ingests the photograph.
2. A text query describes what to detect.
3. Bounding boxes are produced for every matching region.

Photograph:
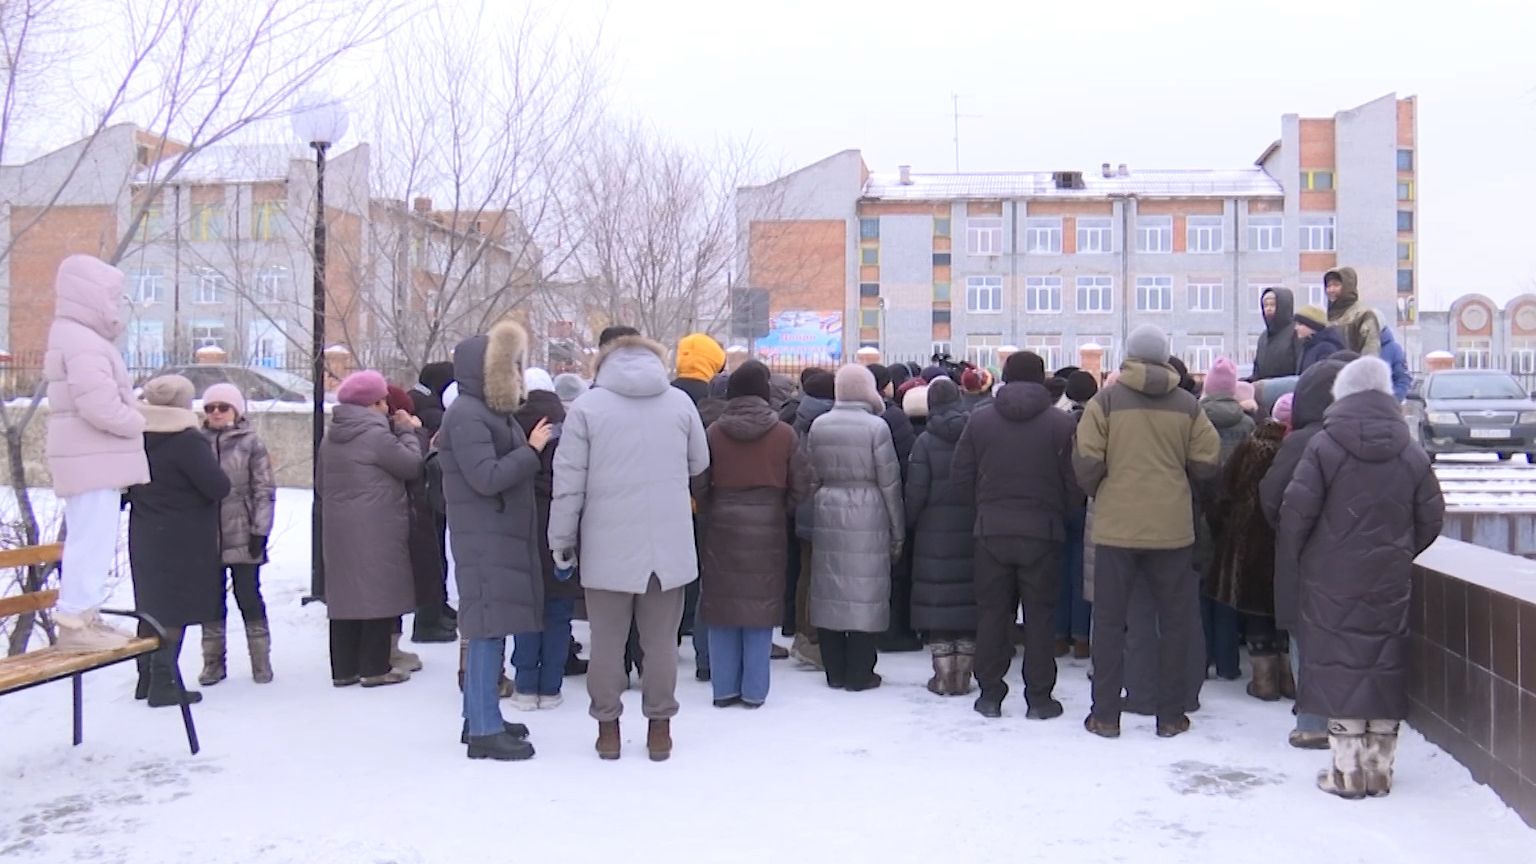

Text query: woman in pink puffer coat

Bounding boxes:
[44,254,150,652]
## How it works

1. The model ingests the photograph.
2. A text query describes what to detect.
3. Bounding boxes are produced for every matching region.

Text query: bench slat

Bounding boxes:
[0,589,58,618]
[0,544,62,569]
[0,638,159,695]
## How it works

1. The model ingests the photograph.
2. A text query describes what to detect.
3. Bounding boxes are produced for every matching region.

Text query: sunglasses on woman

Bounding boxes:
[205,403,235,414]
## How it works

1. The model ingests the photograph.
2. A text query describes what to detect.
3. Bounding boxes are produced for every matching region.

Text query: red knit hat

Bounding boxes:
[961,367,993,395]
[385,384,415,415]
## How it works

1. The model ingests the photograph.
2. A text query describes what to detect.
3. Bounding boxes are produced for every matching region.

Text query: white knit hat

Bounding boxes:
[1332,356,1393,401]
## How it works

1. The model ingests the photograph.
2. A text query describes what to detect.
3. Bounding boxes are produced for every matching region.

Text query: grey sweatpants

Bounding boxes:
[585,575,687,722]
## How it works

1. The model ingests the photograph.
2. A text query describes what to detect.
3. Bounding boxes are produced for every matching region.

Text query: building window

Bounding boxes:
[1024,276,1062,314]
[1456,337,1491,370]
[1187,216,1224,254]
[1398,242,1413,262]
[254,265,289,302]
[1398,210,1414,232]
[190,203,225,242]
[1248,215,1283,251]
[965,334,1003,370]
[1184,335,1224,373]
[1307,281,1327,308]
[932,309,951,325]
[966,275,1003,314]
[135,206,166,242]
[251,201,285,241]
[932,341,952,358]
[1076,217,1113,254]
[860,247,879,265]
[967,217,1004,256]
[858,309,880,328]
[933,252,951,267]
[1023,334,1064,371]
[859,218,880,240]
[1397,149,1414,171]
[933,281,951,302]
[195,269,223,304]
[859,282,880,298]
[1511,340,1536,374]
[1024,217,1062,254]
[1300,215,1336,252]
[1188,280,1224,313]
[1397,181,1414,201]
[127,320,166,367]
[1300,170,1334,191]
[1076,275,1113,313]
[1136,216,1172,254]
[131,267,166,303]
[1397,269,1414,292]
[1135,275,1173,312]
[934,216,951,237]
[191,319,225,349]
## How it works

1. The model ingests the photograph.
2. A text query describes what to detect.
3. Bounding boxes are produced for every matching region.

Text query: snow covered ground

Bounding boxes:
[0,489,1533,863]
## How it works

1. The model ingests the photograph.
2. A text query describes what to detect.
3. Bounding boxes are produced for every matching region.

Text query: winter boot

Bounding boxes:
[198,622,227,687]
[950,639,976,695]
[1363,719,1400,797]
[596,720,621,760]
[359,668,411,687]
[55,610,131,653]
[411,604,457,644]
[1278,652,1297,700]
[926,641,957,695]
[389,633,423,673]
[134,653,151,700]
[1026,698,1065,721]
[1288,728,1329,750]
[1317,719,1369,799]
[1246,653,1283,702]
[466,731,535,761]
[146,630,203,708]
[647,718,672,762]
[245,621,273,684]
[460,720,531,744]
[790,633,823,670]
[1156,715,1192,738]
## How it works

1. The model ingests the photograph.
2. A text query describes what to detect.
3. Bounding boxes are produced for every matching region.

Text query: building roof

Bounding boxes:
[863,167,1284,201]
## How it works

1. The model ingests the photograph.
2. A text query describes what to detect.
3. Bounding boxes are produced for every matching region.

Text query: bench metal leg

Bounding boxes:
[71,673,83,745]
[171,662,200,756]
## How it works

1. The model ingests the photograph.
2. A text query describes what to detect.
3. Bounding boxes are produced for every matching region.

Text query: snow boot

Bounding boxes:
[146,630,202,707]
[198,621,227,686]
[974,691,1004,718]
[246,620,273,684]
[460,720,530,744]
[360,668,411,688]
[511,692,539,712]
[1156,715,1192,738]
[389,633,423,673]
[466,731,535,761]
[1026,698,1065,721]
[1278,651,1297,700]
[1317,719,1368,799]
[926,641,957,695]
[1246,652,1283,702]
[950,640,976,695]
[134,653,150,699]
[1363,719,1400,797]
[1289,728,1330,750]
[790,633,823,670]
[596,720,621,760]
[1083,713,1121,739]
[647,718,672,762]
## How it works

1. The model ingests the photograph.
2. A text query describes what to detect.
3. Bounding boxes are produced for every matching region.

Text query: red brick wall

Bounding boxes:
[9,205,119,355]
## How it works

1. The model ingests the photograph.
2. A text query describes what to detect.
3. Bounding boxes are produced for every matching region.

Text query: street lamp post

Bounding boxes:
[292,93,349,604]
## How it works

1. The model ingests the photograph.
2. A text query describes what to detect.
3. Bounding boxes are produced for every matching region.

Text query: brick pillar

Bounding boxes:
[195,345,228,365]
[725,345,750,373]
[1079,343,1105,381]
[855,347,881,366]
[1425,351,1455,373]
[323,345,354,389]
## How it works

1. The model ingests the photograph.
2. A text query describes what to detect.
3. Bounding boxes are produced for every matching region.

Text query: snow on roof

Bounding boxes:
[863,167,1283,201]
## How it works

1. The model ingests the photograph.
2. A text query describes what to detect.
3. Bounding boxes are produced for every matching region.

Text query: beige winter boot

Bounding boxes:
[246,621,273,683]
[1363,719,1400,797]
[390,632,423,673]
[1316,719,1369,800]
[198,621,228,686]
[55,610,131,653]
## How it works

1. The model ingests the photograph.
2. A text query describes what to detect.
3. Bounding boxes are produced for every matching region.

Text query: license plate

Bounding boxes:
[1469,428,1511,439]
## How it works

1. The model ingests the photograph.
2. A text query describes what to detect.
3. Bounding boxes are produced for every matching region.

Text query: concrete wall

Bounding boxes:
[879,214,935,357]
[1336,93,1401,330]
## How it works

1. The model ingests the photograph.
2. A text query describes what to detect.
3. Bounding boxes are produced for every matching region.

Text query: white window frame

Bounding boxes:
[1299,280,1327,309]
[195,269,223,304]
[965,275,1004,314]
[1187,215,1224,254]
[966,217,1004,256]
[1184,335,1225,373]
[1135,275,1173,312]
[1075,275,1114,314]
[965,334,1003,370]
[931,341,952,359]
[1188,280,1224,313]
[1136,216,1172,254]
[1511,341,1536,375]
[1076,217,1113,254]
[1247,215,1283,251]
[190,319,225,349]
[1456,338,1492,370]
[1300,215,1336,252]
[254,265,289,302]
[1024,276,1062,314]
[1024,217,1062,254]
[1023,334,1064,372]
[132,268,166,304]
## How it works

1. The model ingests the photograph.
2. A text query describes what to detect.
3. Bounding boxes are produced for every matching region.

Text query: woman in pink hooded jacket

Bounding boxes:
[44,254,150,652]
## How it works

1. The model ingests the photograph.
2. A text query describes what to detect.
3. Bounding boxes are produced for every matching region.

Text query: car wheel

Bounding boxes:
[1499,452,1513,461]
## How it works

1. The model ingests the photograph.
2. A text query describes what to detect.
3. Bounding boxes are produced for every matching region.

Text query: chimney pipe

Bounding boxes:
[1116,164,1129,177]
[413,196,432,214]
[898,165,912,185]
[1101,162,1112,178]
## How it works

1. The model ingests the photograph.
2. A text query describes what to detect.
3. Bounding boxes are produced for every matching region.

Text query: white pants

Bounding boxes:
[57,488,124,616]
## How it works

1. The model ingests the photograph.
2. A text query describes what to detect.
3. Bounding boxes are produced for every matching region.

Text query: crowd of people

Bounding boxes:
[39,254,1445,800]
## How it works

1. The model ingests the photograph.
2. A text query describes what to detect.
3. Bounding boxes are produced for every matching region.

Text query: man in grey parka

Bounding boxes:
[549,334,709,763]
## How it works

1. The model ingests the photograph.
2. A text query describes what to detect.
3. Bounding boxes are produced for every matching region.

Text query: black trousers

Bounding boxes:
[974,536,1060,705]
[329,618,393,680]
[220,564,267,624]
[817,629,879,690]
[1090,545,1197,725]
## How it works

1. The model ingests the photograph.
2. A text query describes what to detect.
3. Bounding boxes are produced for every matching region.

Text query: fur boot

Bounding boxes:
[926,641,957,695]
[246,621,273,683]
[1316,719,1369,800]
[1363,719,1400,797]
[950,639,976,695]
[1246,652,1282,701]
[198,621,227,686]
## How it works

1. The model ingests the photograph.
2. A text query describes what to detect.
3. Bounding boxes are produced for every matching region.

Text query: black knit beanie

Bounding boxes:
[726,360,772,401]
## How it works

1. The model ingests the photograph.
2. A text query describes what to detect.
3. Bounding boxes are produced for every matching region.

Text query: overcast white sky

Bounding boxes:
[565,0,1536,311]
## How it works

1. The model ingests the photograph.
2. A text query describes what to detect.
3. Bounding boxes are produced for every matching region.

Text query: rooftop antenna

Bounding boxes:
[951,93,980,171]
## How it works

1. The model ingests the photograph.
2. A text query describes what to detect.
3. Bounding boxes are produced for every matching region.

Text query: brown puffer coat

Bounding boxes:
[1208,420,1286,615]
[203,418,276,565]
[1278,363,1443,720]
[697,397,811,629]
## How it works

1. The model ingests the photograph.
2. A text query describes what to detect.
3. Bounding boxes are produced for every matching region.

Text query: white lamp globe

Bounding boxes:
[292,92,350,147]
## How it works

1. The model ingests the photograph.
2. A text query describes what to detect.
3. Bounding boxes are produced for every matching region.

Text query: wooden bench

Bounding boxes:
[0,544,200,755]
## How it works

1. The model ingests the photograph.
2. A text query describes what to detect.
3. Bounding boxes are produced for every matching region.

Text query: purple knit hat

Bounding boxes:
[337,370,389,407]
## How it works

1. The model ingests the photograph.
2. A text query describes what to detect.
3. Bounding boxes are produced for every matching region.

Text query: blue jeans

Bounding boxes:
[1055,510,1090,641]
[1290,636,1327,733]
[708,627,773,704]
[693,591,711,673]
[513,597,575,697]
[463,638,507,737]
[1201,596,1243,679]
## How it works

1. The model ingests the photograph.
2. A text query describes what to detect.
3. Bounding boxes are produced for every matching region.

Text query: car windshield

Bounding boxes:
[1428,373,1527,400]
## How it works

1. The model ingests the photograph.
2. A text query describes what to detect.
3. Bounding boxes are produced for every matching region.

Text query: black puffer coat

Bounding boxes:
[514,388,578,600]
[1252,288,1300,380]
[1278,387,1444,720]
[881,399,916,473]
[904,400,975,632]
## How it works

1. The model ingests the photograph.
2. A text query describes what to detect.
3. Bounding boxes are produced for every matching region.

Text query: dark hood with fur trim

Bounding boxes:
[452,319,527,414]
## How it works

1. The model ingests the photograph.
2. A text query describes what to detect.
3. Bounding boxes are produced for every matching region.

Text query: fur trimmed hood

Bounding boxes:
[452,319,528,414]
[594,335,672,398]
[139,404,200,434]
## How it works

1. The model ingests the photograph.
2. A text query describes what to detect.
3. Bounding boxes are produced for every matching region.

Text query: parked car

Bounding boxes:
[137,364,331,405]
[1405,369,1536,461]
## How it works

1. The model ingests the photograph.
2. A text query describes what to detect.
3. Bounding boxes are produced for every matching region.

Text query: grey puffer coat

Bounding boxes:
[319,404,422,621]
[1278,388,1444,720]
[203,418,276,566]
[440,321,545,639]
[904,401,975,632]
[807,402,904,633]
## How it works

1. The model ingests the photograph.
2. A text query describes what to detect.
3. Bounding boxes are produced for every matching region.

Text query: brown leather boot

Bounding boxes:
[596,720,621,761]
[647,718,672,762]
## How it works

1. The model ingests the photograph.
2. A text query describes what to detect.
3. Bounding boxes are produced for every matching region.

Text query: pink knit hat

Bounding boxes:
[336,370,389,407]
[202,382,246,417]
[1272,392,1295,430]
[1203,357,1238,398]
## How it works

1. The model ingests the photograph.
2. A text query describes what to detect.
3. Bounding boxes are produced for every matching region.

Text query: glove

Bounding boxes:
[248,534,268,559]
[553,548,578,582]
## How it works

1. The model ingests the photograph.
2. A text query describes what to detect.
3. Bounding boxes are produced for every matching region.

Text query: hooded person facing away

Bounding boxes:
[1252,288,1300,381]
